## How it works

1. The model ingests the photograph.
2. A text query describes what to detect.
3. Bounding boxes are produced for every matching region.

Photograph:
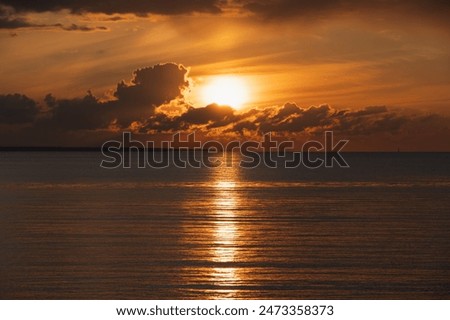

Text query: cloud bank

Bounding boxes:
[241,0,450,22]
[42,63,189,130]
[0,63,448,150]
[0,94,39,124]
[0,0,224,15]
[3,0,450,32]
[0,5,108,31]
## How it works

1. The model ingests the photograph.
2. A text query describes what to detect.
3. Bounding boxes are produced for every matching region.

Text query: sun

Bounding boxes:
[201,76,249,109]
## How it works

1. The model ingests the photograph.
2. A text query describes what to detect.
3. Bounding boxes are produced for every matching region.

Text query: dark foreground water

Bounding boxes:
[0,152,449,299]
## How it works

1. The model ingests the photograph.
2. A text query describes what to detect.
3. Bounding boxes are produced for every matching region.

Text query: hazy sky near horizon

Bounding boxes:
[1,1,450,150]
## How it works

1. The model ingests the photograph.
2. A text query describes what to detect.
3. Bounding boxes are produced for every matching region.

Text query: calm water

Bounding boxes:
[0,152,449,299]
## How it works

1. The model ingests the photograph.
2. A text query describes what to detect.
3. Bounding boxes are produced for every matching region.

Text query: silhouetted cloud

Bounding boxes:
[43,92,109,130]
[0,63,449,150]
[40,63,189,130]
[139,101,449,139]
[0,16,29,28]
[259,104,333,133]
[6,0,448,18]
[138,104,235,132]
[0,21,108,31]
[240,0,450,25]
[115,65,188,109]
[181,104,235,125]
[54,23,108,32]
[113,64,189,126]
[1,0,224,15]
[242,0,340,19]
[102,16,126,22]
[0,4,30,28]
[331,106,408,135]
[0,94,39,124]
[0,5,108,30]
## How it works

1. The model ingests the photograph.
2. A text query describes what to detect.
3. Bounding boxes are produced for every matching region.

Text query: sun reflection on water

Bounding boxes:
[209,166,242,299]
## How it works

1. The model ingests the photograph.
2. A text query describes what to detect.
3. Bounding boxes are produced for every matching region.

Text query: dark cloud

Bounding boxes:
[44,92,110,130]
[1,0,224,15]
[115,65,188,109]
[264,104,410,136]
[240,0,450,23]
[139,102,449,140]
[139,104,236,132]
[0,5,108,30]
[54,23,108,32]
[113,64,189,126]
[0,15,30,28]
[5,0,448,19]
[102,16,126,22]
[0,20,108,31]
[0,94,39,124]
[333,106,408,135]
[0,4,31,28]
[181,104,235,125]
[0,62,448,150]
[242,0,340,19]
[226,120,258,134]
[248,103,332,133]
[40,63,189,131]
[347,106,388,117]
[260,104,333,133]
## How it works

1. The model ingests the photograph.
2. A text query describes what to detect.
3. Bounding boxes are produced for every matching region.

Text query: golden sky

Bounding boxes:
[0,1,449,150]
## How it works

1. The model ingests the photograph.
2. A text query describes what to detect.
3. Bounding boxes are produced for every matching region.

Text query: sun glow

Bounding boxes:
[201,76,250,109]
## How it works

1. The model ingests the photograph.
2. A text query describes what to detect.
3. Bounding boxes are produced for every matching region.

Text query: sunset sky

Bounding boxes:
[1,0,449,150]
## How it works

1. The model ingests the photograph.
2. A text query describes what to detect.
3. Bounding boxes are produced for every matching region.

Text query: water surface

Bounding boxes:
[0,152,449,299]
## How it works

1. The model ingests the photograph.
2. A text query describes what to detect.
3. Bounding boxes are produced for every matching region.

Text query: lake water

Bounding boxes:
[0,152,449,299]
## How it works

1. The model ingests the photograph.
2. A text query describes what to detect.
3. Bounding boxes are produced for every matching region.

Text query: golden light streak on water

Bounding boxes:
[209,166,242,299]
